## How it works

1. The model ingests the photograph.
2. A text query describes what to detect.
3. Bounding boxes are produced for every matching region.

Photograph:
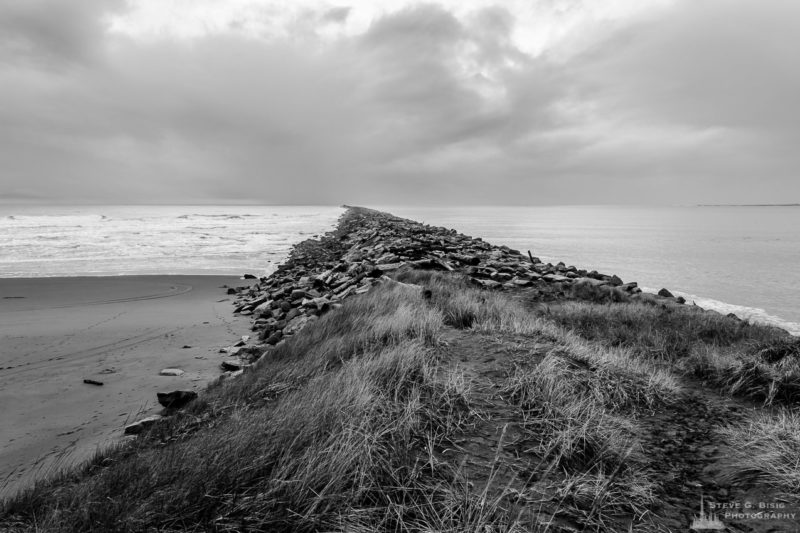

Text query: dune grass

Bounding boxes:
[2,282,472,532]
[500,345,665,530]
[541,300,799,405]
[2,278,571,532]
[568,280,631,304]
[542,301,782,359]
[396,270,680,404]
[5,269,794,532]
[688,343,800,405]
[394,270,670,529]
[717,408,800,493]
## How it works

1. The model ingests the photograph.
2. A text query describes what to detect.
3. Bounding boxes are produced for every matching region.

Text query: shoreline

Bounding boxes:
[0,275,255,498]
[5,204,798,332]
[1,207,798,532]
[1,209,794,499]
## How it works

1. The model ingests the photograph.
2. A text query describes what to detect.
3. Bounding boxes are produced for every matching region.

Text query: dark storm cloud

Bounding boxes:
[321,6,352,24]
[0,0,798,205]
[2,35,364,203]
[355,6,503,157]
[0,0,124,68]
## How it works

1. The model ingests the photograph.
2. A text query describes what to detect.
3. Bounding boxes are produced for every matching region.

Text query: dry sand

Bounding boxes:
[0,275,255,499]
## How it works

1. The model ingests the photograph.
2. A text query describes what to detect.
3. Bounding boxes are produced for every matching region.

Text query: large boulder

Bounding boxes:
[253,301,273,317]
[221,360,243,372]
[472,278,502,289]
[542,274,571,283]
[265,331,283,345]
[124,415,163,435]
[157,390,198,409]
[491,272,514,282]
[375,262,404,272]
[450,253,480,266]
[290,289,308,300]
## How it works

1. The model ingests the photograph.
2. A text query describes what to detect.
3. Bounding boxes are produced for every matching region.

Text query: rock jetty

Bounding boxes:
[223,207,689,370]
[9,206,794,533]
[127,206,737,439]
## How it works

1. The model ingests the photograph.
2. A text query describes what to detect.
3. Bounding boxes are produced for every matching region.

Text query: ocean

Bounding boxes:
[1,204,798,335]
[0,205,344,278]
[385,205,800,335]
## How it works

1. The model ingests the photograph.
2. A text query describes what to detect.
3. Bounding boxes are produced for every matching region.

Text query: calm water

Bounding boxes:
[1,204,798,335]
[384,206,800,335]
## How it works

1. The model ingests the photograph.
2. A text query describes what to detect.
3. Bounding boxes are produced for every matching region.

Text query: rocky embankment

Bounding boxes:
[218,206,694,370]
[222,207,664,368]
[123,206,717,435]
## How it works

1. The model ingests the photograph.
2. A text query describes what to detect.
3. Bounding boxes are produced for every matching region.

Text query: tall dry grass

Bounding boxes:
[0,279,558,532]
[717,409,800,493]
[501,350,659,529]
[396,270,680,404]
[12,269,787,531]
[543,300,799,405]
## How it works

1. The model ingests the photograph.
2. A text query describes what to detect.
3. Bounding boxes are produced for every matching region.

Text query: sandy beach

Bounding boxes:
[0,275,254,499]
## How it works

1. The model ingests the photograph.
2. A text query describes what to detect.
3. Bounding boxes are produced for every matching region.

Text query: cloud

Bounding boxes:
[548,0,800,200]
[0,0,124,68]
[321,6,351,24]
[2,34,366,203]
[0,0,798,205]
[571,0,800,129]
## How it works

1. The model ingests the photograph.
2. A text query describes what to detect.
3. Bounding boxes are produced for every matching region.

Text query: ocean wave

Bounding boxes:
[177,214,247,220]
[0,206,345,278]
[641,287,800,336]
[2,214,106,221]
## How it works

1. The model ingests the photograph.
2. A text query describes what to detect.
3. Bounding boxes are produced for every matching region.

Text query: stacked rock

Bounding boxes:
[123,207,708,435]
[226,207,682,365]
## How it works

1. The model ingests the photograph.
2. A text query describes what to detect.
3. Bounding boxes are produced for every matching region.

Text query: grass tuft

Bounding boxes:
[545,300,800,405]
[718,409,800,493]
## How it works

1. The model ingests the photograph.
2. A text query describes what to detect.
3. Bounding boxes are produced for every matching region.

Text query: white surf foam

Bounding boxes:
[641,286,800,336]
[0,206,344,278]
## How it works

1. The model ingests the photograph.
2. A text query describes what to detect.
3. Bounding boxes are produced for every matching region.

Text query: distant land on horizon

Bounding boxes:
[3,202,799,209]
[697,203,800,207]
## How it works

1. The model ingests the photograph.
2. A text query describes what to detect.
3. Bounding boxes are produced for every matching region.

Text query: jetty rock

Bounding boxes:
[229,207,686,358]
[124,415,163,435]
[220,360,244,372]
[156,390,198,409]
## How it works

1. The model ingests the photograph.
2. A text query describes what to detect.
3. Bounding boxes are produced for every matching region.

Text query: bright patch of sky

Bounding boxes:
[108,0,674,58]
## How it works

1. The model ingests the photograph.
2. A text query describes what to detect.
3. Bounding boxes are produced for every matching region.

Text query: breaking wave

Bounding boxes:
[642,287,800,336]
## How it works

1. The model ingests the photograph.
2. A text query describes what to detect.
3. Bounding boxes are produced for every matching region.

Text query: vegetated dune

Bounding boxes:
[2,208,798,532]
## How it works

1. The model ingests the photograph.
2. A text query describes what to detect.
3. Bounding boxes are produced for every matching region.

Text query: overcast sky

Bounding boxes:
[1,0,798,205]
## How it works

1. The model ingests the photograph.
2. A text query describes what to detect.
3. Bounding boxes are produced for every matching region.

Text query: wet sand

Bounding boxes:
[0,275,254,499]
